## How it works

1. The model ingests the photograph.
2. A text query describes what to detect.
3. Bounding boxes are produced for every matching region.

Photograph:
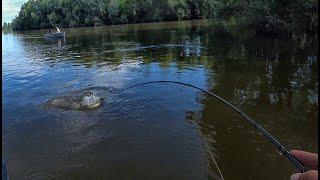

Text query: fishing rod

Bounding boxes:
[117,80,307,173]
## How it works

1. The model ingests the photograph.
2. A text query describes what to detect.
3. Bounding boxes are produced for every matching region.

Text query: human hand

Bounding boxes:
[290,150,318,180]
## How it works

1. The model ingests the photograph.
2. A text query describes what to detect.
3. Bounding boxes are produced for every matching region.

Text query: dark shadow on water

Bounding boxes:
[44,37,66,46]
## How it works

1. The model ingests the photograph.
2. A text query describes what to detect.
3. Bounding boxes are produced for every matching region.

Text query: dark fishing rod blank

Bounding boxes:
[118,80,307,173]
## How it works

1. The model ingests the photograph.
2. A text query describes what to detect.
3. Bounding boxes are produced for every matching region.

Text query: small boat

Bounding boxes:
[44,32,65,39]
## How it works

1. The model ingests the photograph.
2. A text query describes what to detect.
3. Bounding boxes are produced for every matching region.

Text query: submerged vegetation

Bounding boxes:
[9,0,318,35]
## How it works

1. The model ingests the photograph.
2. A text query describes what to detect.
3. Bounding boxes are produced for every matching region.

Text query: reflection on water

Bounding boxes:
[2,20,318,179]
[44,36,66,46]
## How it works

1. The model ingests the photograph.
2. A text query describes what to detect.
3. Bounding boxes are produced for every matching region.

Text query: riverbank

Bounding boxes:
[8,0,317,36]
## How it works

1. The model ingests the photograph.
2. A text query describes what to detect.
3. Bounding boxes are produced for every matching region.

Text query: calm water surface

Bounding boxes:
[2,20,318,179]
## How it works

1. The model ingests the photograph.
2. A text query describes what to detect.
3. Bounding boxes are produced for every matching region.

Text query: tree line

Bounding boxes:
[2,22,12,32]
[6,0,318,35]
[8,0,216,30]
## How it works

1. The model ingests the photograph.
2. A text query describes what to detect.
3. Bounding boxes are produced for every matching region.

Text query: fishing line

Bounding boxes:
[197,126,225,180]
[117,80,307,173]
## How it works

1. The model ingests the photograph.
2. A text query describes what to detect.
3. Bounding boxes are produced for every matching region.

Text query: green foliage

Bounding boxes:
[10,0,318,35]
[11,0,217,30]
[47,12,60,26]
[215,0,318,34]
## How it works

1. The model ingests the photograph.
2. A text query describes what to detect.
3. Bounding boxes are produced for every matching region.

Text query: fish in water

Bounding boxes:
[44,89,105,110]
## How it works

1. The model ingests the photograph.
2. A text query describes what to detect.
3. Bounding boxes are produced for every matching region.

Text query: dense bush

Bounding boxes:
[10,0,216,30]
[215,0,318,34]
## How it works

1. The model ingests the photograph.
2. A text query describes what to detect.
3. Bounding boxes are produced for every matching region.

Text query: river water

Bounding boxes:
[2,20,318,179]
